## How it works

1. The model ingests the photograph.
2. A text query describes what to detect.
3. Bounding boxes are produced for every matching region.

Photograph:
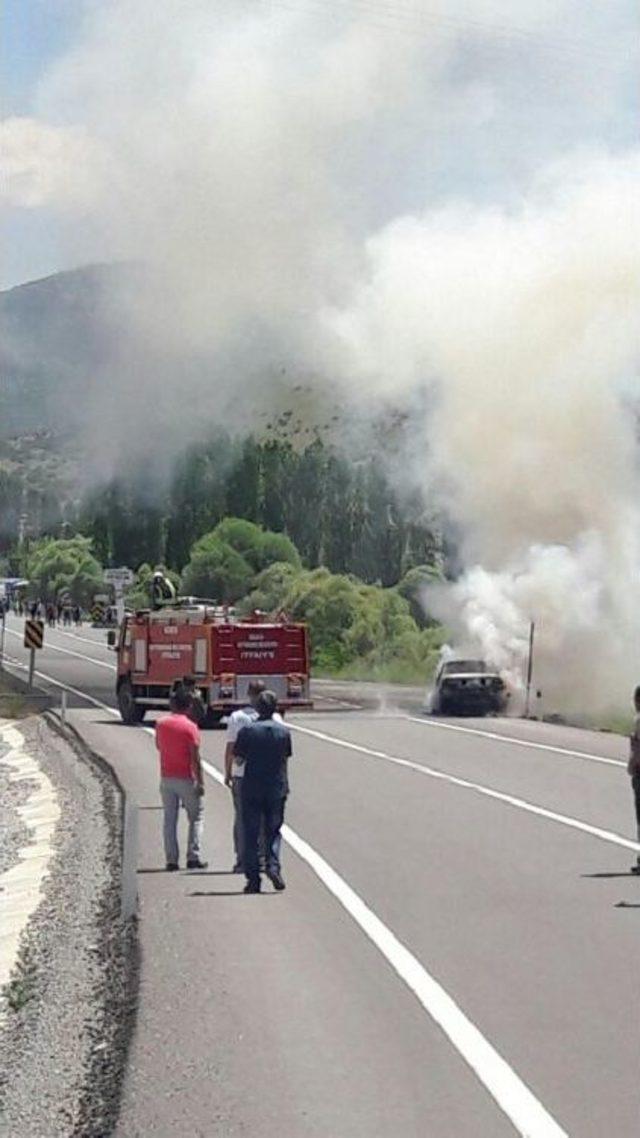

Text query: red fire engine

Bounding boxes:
[114,601,312,725]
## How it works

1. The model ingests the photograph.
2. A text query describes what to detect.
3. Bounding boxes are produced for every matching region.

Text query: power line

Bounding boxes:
[260,0,634,70]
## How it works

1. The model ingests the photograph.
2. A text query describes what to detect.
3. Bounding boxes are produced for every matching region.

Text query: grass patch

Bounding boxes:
[2,947,37,1013]
[325,659,429,685]
[0,675,30,719]
[586,712,633,736]
[0,689,28,719]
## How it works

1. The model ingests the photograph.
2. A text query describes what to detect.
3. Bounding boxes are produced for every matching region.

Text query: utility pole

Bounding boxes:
[524,621,535,718]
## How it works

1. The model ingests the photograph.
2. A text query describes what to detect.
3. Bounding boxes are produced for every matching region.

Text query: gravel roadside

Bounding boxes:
[0,740,37,879]
[0,714,137,1138]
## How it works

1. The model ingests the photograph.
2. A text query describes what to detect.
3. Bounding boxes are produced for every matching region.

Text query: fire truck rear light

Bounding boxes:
[219,672,236,697]
[287,673,304,696]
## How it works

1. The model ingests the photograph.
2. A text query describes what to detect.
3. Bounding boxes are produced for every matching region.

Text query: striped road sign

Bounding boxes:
[24,619,44,650]
[91,602,105,624]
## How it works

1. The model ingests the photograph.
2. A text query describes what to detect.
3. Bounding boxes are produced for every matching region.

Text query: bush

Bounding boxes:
[26,536,103,606]
[397,564,445,628]
[181,537,253,602]
[239,562,301,614]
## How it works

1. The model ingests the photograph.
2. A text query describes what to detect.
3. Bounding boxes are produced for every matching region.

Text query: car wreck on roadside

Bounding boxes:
[427,658,509,717]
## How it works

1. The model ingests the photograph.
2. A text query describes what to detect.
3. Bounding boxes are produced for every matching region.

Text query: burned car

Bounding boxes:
[428,659,508,717]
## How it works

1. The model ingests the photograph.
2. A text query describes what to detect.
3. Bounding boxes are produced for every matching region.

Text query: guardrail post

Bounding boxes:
[60,689,67,724]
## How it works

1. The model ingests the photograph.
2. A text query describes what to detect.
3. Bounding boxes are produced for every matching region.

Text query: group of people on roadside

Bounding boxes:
[10,598,83,626]
[156,678,640,885]
[155,677,292,893]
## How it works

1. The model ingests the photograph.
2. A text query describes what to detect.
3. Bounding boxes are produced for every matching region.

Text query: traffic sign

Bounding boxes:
[104,567,134,587]
[24,619,44,650]
[91,602,106,624]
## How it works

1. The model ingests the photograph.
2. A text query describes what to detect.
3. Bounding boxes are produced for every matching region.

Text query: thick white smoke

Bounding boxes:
[4,1,640,713]
[328,150,640,712]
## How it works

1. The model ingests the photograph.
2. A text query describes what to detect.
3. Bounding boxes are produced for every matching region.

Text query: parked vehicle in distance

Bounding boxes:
[427,658,508,717]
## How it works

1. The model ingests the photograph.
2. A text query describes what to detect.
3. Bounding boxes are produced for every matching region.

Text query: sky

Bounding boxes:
[1,2,639,713]
[1,0,638,289]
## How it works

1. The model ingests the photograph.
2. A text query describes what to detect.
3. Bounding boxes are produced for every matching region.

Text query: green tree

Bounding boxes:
[284,439,325,566]
[27,536,103,605]
[240,561,301,614]
[212,518,300,572]
[397,564,445,628]
[181,536,253,602]
[226,437,260,521]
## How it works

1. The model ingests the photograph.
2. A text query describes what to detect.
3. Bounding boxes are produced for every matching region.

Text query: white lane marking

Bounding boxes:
[0,724,61,1009]
[403,715,626,769]
[54,628,113,650]
[163,736,569,1138]
[6,636,634,852]
[4,627,116,672]
[1,655,571,1134]
[289,723,639,854]
[277,824,568,1138]
[2,653,118,714]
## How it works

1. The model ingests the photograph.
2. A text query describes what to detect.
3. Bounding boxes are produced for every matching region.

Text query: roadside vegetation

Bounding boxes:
[4,435,449,682]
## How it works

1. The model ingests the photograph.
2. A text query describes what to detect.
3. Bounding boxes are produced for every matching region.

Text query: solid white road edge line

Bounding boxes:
[188,750,570,1138]
[403,715,626,769]
[3,653,570,1136]
[289,723,639,854]
[4,627,116,671]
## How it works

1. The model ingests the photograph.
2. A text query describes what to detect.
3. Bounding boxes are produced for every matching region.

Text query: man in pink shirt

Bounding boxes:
[155,686,208,871]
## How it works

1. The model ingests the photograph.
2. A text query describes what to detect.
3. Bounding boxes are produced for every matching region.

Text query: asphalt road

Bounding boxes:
[2,614,639,1138]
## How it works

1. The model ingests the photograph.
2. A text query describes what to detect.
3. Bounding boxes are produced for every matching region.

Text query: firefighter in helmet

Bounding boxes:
[151,569,176,610]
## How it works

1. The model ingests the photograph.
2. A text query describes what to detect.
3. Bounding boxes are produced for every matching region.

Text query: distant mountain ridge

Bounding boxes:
[0,263,134,439]
[0,263,417,510]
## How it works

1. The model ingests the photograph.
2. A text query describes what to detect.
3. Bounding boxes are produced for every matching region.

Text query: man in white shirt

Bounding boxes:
[224,680,266,873]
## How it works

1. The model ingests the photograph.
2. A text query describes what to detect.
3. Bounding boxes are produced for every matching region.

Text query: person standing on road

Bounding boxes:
[628,685,640,874]
[234,690,292,894]
[155,687,208,871]
[224,680,266,873]
[182,675,206,727]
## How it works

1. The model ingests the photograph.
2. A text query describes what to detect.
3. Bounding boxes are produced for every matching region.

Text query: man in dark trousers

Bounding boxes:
[234,690,292,894]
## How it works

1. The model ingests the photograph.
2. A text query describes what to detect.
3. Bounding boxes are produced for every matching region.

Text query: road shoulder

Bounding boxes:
[0,714,136,1138]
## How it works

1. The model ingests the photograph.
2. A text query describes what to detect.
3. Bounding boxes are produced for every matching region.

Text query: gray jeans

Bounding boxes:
[160,777,204,865]
[231,777,245,868]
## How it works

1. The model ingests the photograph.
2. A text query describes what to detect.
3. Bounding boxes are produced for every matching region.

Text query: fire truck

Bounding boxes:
[112,600,312,725]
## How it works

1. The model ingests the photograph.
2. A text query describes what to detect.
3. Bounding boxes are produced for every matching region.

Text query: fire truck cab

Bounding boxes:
[114,601,312,725]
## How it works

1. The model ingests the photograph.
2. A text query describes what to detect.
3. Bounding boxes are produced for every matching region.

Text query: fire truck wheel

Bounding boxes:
[117,680,146,725]
[203,709,225,730]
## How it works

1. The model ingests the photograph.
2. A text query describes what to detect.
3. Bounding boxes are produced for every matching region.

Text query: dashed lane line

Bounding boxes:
[289,722,639,854]
[3,652,569,1136]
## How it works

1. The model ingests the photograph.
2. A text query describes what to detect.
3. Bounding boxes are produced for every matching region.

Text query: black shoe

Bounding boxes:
[186,859,209,870]
[267,870,286,891]
[166,862,179,872]
[243,881,261,894]
[631,863,640,875]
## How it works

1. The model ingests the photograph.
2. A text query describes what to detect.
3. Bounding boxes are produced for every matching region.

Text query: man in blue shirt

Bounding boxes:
[234,690,292,894]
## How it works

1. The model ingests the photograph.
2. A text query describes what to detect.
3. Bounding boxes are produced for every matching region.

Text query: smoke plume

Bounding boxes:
[4,0,640,712]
